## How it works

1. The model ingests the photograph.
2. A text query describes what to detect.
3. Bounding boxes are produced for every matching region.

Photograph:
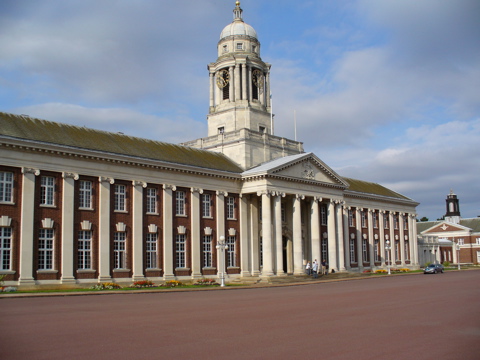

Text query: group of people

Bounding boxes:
[305,259,328,278]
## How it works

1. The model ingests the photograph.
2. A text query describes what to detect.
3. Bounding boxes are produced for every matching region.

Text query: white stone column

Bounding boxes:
[215,72,221,105]
[356,208,363,270]
[327,200,337,272]
[235,64,241,102]
[239,195,250,277]
[389,212,395,266]
[399,213,406,266]
[248,65,253,102]
[209,72,215,109]
[259,191,274,276]
[132,180,146,281]
[274,193,285,275]
[266,70,271,109]
[250,195,260,276]
[61,172,78,284]
[293,194,304,275]
[190,188,203,279]
[163,184,176,280]
[368,209,375,268]
[379,210,386,267]
[311,197,321,267]
[241,64,247,100]
[229,66,234,102]
[98,176,114,282]
[343,206,350,269]
[412,215,419,265]
[19,168,39,285]
[216,191,227,274]
[336,202,346,271]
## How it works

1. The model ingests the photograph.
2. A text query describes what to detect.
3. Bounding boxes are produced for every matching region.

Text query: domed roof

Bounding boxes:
[220,22,257,39]
[220,1,257,40]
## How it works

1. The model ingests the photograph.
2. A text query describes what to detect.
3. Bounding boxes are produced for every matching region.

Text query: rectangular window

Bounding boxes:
[236,42,243,50]
[350,239,356,263]
[393,214,398,230]
[202,194,212,218]
[321,239,328,262]
[395,241,400,261]
[384,214,389,229]
[374,240,379,262]
[41,176,55,206]
[373,212,378,229]
[281,203,286,222]
[227,196,235,219]
[146,233,157,269]
[202,235,212,268]
[176,191,185,216]
[227,236,236,267]
[458,238,464,246]
[321,206,327,226]
[348,210,354,227]
[0,171,14,203]
[405,241,409,260]
[362,239,368,262]
[0,227,12,270]
[361,211,366,228]
[146,188,157,214]
[476,238,480,245]
[79,180,92,209]
[77,230,92,269]
[114,232,126,269]
[114,184,126,211]
[176,234,186,268]
[403,215,408,230]
[38,229,54,270]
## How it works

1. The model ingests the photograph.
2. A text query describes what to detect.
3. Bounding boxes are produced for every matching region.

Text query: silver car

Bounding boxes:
[424,263,444,274]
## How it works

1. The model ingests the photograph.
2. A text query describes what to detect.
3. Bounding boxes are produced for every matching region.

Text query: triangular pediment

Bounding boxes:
[242,152,348,187]
[423,221,471,234]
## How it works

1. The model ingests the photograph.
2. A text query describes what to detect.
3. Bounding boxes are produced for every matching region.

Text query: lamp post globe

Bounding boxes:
[217,235,227,287]
[385,240,391,275]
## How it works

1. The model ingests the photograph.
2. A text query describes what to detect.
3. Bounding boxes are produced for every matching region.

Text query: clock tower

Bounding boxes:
[182,1,304,170]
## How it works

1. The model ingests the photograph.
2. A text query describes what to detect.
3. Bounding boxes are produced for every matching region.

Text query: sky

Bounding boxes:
[1,0,479,221]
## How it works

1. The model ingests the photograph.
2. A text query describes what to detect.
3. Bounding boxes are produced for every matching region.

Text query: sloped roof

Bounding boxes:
[242,152,309,175]
[416,218,480,234]
[342,177,414,201]
[0,112,244,173]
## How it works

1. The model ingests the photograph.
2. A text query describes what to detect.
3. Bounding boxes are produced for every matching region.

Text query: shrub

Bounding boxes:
[90,282,121,290]
[164,280,183,287]
[398,268,410,272]
[443,261,450,267]
[375,269,387,274]
[133,280,155,288]
[194,278,219,286]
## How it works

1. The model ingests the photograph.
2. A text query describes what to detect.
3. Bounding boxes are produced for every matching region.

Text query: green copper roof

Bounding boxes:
[0,112,244,173]
[342,177,413,201]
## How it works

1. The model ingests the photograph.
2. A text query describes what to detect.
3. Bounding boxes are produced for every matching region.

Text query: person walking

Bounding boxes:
[321,260,327,275]
[312,259,318,278]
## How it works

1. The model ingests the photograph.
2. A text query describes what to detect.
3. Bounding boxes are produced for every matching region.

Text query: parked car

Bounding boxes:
[424,263,444,274]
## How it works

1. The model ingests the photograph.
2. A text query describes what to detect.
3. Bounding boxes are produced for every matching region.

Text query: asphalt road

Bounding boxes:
[1,271,479,360]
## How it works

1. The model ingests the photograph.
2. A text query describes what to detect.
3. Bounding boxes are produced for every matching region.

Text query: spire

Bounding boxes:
[233,1,243,22]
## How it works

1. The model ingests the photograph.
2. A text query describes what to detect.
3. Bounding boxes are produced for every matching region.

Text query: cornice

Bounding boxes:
[0,137,242,181]
[344,189,419,207]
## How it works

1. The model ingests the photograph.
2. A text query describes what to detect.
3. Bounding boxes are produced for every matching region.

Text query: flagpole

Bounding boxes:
[270,93,273,135]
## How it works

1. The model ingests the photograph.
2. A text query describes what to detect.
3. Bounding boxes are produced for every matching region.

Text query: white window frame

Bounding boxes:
[227,236,236,267]
[79,180,92,209]
[146,233,157,269]
[373,212,378,229]
[0,171,14,203]
[374,240,379,262]
[350,239,356,263]
[321,239,328,262]
[236,42,243,50]
[395,240,400,261]
[348,210,354,227]
[384,213,389,229]
[38,228,54,270]
[405,241,410,260]
[227,196,235,220]
[176,191,186,216]
[202,194,212,218]
[476,238,480,245]
[41,176,55,206]
[77,230,92,270]
[393,214,398,230]
[176,234,186,268]
[321,206,327,226]
[114,232,126,269]
[0,227,12,270]
[362,239,368,262]
[361,211,366,228]
[457,238,464,246]
[114,184,126,212]
[202,235,212,268]
[146,188,157,214]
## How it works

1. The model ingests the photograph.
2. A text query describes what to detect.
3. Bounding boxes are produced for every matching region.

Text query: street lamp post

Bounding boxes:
[456,242,461,271]
[216,235,228,287]
[385,239,391,275]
